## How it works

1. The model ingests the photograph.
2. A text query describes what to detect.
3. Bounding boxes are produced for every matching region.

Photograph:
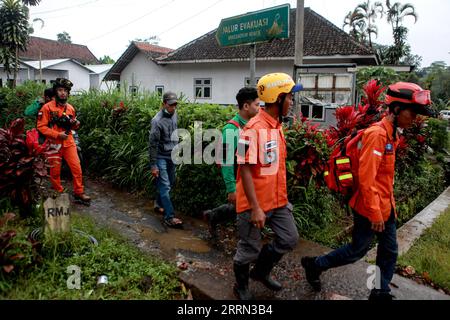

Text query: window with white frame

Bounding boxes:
[155,86,164,96]
[301,104,325,121]
[129,86,138,95]
[194,78,212,99]
[298,73,353,105]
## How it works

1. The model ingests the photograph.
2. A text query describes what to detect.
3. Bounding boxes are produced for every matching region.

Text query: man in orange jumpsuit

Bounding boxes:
[37,78,91,204]
[232,73,303,300]
[301,82,435,300]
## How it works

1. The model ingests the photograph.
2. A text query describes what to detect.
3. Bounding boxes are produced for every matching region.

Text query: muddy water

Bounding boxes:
[75,178,212,260]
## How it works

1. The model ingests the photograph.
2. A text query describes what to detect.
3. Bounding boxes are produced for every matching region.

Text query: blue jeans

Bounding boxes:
[155,158,176,221]
[315,210,398,292]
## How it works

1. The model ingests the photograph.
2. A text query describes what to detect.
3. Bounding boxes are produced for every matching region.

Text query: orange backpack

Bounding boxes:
[324,122,386,196]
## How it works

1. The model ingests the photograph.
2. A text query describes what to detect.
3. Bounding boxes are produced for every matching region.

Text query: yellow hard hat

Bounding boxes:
[257,73,303,103]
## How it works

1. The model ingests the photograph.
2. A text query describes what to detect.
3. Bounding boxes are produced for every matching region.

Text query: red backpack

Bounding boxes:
[324,122,386,196]
[25,128,48,156]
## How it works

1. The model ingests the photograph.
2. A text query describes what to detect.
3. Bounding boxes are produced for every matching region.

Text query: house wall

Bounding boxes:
[47,61,90,92]
[307,108,338,129]
[98,70,115,91]
[38,69,67,85]
[0,66,31,86]
[90,74,100,90]
[121,52,294,105]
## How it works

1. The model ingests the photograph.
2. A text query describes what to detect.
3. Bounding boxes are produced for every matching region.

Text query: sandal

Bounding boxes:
[154,206,165,214]
[164,218,183,229]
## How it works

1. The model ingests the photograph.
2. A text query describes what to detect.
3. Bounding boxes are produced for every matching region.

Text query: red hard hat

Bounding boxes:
[385,82,435,116]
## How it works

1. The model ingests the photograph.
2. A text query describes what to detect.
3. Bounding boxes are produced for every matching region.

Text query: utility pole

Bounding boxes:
[39,48,42,82]
[294,0,305,117]
[294,0,305,70]
[249,44,256,87]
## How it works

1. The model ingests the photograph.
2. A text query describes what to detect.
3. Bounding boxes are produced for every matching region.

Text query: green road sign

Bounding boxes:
[216,4,290,47]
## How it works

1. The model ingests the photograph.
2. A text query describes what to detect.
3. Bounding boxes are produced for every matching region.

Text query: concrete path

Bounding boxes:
[367,187,450,261]
[75,178,450,300]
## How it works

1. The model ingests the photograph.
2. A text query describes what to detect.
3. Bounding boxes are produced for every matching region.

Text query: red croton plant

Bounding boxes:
[326,79,430,168]
[0,118,48,217]
[287,79,431,188]
[326,80,387,147]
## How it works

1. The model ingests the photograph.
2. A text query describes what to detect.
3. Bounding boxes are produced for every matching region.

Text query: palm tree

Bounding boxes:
[0,0,30,87]
[355,0,384,48]
[385,0,417,63]
[21,0,40,5]
[343,10,367,43]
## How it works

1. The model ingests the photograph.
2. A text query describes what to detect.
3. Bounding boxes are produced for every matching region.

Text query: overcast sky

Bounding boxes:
[28,0,450,67]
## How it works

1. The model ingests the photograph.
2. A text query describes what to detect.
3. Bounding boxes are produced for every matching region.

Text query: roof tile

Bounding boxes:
[162,8,374,62]
[20,36,99,65]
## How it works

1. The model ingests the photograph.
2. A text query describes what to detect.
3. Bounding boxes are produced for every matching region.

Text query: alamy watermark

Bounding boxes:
[169,121,281,175]
[366,265,381,290]
[67,265,81,290]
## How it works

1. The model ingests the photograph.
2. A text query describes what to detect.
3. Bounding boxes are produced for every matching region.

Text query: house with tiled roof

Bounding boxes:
[105,42,173,86]
[106,7,379,125]
[20,36,99,65]
[0,58,113,92]
[1,37,115,91]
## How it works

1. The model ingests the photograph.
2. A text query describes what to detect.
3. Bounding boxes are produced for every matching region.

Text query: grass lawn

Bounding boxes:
[398,207,450,292]
[0,212,184,300]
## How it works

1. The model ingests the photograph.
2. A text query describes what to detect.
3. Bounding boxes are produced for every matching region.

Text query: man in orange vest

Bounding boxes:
[203,87,260,240]
[232,73,303,300]
[301,82,435,300]
[37,78,91,205]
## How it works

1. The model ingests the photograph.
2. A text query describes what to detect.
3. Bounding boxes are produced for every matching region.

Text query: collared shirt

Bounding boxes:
[221,113,248,194]
[235,110,288,214]
[37,100,77,148]
[349,117,399,223]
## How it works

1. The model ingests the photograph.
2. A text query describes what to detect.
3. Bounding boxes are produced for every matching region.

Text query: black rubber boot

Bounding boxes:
[203,204,235,238]
[73,193,91,206]
[203,209,219,239]
[249,244,283,291]
[301,256,322,292]
[233,263,253,300]
[368,289,394,301]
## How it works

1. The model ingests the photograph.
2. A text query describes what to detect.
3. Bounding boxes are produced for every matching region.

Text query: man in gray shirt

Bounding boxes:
[149,92,182,228]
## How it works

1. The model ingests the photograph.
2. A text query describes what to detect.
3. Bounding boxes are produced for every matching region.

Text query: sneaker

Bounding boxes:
[301,256,322,292]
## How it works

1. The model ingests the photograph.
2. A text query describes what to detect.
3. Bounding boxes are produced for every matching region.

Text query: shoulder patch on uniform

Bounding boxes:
[373,150,383,157]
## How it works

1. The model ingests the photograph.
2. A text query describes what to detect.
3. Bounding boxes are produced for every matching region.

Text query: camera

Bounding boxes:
[52,114,75,132]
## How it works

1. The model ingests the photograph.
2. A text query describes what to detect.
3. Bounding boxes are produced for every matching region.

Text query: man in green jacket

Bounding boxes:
[203,87,260,238]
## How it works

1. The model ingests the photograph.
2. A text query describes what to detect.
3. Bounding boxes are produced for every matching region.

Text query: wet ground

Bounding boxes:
[73,178,450,300]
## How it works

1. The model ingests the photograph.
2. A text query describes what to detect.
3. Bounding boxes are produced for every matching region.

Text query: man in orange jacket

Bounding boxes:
[37,78,91,204]
[232,73,302,300]
[301,82,435,300]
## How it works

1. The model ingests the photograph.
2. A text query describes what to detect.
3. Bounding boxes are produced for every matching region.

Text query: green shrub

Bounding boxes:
[428,118,449,152]
[289,180,345,235]
[395,161,445,225]
[172,163,225,216]
[0,81,46,128]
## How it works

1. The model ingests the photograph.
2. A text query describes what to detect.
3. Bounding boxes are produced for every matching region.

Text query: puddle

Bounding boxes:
[77,179,212,259]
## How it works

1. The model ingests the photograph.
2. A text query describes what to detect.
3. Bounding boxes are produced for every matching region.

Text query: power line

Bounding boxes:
[157,0,225,37]
[31,0,100,15]
[84,0,176,43]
